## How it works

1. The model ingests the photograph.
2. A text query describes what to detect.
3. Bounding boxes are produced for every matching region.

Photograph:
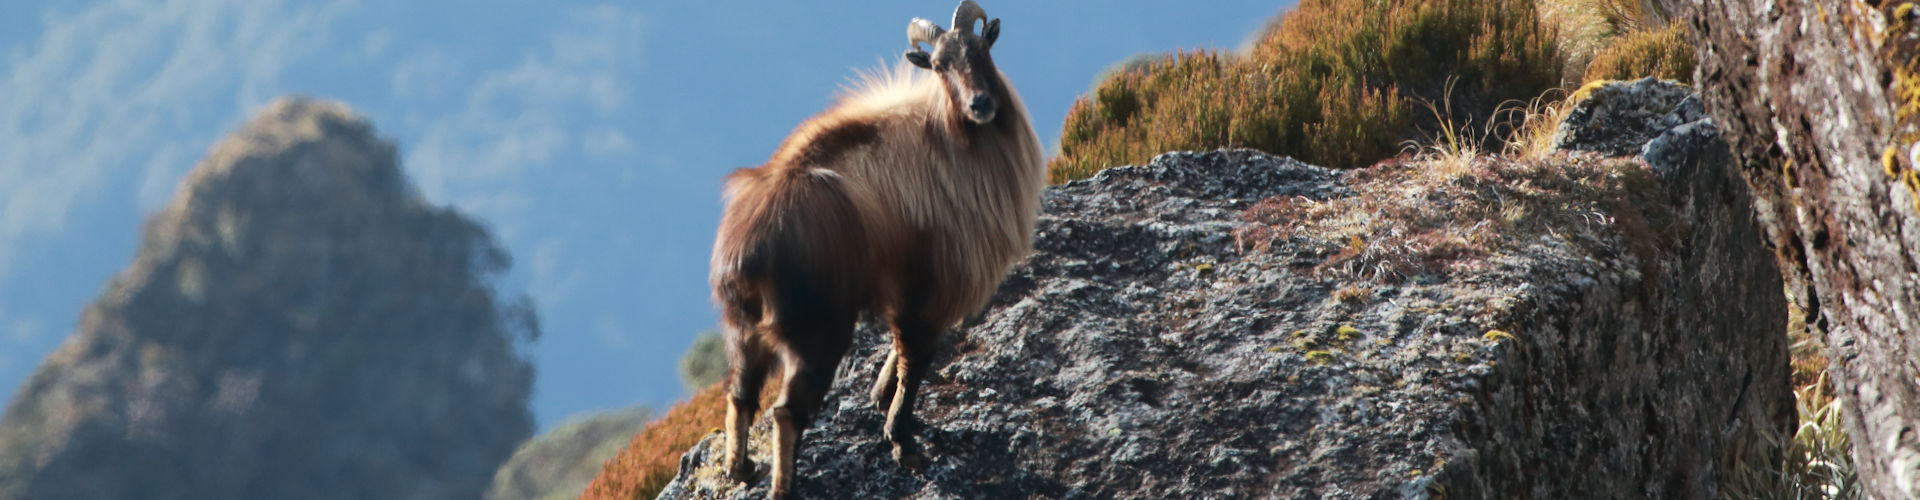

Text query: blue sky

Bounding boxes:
[0,0,1295,430]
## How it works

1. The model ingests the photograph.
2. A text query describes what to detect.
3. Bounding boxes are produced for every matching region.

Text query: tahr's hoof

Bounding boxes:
[893,445,927,472]
[728,461,756,483]
[766,487,789,500]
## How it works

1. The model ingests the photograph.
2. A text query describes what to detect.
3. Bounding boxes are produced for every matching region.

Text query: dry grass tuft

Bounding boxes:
[1501,87,1579,160]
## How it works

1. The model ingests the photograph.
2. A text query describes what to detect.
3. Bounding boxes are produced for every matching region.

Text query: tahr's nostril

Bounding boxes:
[970,95,995,113]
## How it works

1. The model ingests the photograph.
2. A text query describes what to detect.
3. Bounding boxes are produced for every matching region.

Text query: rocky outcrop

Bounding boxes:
[1551,77,1709,158]
[0,98,538,500]
[655,81,1790,498]
[1659,1,1920,496]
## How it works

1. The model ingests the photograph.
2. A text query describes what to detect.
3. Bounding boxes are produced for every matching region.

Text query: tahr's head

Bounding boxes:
[905,1,1003,124]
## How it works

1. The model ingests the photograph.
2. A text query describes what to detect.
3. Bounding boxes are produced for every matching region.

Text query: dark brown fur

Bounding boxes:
[784,121,880,168]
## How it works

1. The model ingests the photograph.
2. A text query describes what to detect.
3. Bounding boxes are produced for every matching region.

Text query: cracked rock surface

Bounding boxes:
[1658,1,1920,496]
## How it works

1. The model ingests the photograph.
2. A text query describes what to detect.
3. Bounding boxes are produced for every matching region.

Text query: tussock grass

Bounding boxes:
[1538,0,1613,83]
[1588,0,1671,36]
[1719,300,1860,500]
[1720,370,1861,500]
[1540,0,1688,83]
[1402,78,1511,177]
[1583,21,1693,82]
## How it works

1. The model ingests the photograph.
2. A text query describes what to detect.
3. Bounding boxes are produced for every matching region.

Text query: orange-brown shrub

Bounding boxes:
[1049,0,1563,183]
[580,383,771,500]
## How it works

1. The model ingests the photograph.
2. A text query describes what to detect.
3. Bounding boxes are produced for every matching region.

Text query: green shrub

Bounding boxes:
[1049,0,1563,182]
[486,408,651,500]
[1582,21,1692,82]
[678,330,727,392]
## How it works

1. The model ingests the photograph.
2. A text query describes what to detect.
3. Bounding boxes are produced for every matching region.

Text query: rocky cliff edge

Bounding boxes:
[658,79,1790,499]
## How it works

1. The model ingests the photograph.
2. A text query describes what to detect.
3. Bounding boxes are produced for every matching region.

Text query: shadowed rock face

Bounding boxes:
[655,82,1789,499]
[0,98,537,500]
[1656,1,1920,497]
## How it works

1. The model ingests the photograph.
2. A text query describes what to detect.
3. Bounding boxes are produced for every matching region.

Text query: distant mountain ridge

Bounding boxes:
[0,97,537,500]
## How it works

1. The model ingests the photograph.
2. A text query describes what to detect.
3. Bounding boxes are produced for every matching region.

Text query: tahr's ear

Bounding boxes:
[905,50,933,69]
[982,19,1000,47]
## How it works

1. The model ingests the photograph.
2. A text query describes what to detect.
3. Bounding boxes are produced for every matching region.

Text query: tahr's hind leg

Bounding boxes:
[766,323,854,500]
[882,318,941,472]
[724,327,774,483]
[869,347,899,412]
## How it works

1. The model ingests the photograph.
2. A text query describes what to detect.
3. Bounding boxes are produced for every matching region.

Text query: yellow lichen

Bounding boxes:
[1483,329,1517,342]
[1453,351,1473,363]
[1897,62,1920,121]
[1306,350,1336,365]
[1292,329,1318,349]
[1899,4,1918,26]
[1336,324,1362,342]
[1906,170,1920,215]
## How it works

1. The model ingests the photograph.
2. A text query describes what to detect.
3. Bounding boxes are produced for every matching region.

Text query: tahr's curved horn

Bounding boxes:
[951,1,986,34]
[908,18,945,50]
